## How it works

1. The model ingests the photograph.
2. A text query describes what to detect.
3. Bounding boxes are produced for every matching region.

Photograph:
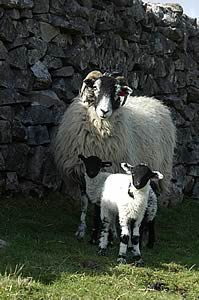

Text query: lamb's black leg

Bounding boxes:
[89,204,101,244]
[147,219,156,248]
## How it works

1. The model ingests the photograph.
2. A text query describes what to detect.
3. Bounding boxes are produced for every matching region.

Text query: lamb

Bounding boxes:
[98,162,163,264]
[54,70,176,239]
[78,154,117,242]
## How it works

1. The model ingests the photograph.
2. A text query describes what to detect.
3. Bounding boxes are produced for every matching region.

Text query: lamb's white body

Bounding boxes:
[99,173,150,263]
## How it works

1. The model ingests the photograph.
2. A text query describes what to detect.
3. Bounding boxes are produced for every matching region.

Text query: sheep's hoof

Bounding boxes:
[117,257,127,264]
[89,238,98,245]
[134,258,144,267]
[98,248,107,256]
[75,224,86,239]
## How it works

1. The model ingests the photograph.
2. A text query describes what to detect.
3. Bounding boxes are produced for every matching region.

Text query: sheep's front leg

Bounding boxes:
[75,192,88,239]
[117,222,129,264]
[130,220,144,265]
[89,204,101,244]
[98,217,110,256]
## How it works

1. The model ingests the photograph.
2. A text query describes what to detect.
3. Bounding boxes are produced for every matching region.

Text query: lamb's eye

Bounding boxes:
[93,86,97,91]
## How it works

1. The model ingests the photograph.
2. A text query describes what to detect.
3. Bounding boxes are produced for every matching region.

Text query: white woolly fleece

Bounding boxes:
[54,95,176,197]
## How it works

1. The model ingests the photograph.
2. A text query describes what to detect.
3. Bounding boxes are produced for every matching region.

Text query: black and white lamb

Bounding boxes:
[98,162,163,264]
[78,154,117,241]
[54,70,176,239]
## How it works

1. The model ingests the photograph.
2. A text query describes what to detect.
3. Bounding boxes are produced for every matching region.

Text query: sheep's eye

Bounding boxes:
[93,86,97,91]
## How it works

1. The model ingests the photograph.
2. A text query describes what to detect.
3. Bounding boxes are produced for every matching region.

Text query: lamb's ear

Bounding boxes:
[102,161,112,168]
[121,162,133,174]
[78,154,86,162]
[151,171,164,180]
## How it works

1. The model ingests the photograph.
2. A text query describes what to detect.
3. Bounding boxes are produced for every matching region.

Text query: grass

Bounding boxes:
[0,194,198,299]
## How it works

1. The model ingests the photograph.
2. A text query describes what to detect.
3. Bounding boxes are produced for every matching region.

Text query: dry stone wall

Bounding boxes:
[0,0,198,202]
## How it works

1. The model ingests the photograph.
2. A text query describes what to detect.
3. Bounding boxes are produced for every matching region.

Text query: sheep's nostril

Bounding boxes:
[100,109,109,115]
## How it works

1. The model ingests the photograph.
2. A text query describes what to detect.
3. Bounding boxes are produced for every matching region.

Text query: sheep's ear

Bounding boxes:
[119,86,133,97]
[83,78,95,88]
[78,154,86,162]
[102,161,112,168]
[121,162,133,174]
[151,171,164,180]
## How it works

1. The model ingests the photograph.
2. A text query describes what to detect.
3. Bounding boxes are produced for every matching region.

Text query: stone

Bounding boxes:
[0,40,8,59]
[6,172,19,192]
[40,22,60,42]
[187,87,199,103]
[0,89,17,106]
[49,15,92,35]
[31,61,52,90]
[0,121,12,144]
[28,90,60,107]
[0,16,16,42]
[0,62,15,88]
[27,125,50,145]
[0,106,13,121]
[1,144,30,177]
[42,55,63,70]
[12,120,27,142]
[23,104,54,125]
[27,37,47,65]
[47,43,65,58]
[33,0,49,14]
[23,19,41,37]
[187,166,199,177]
[13,69,33,91]
[52,33,72,48]
[8,46,27,69]
[52,78,74,101]
[0,152,5,170]
[0,0,33,9]
[52,66,74,77]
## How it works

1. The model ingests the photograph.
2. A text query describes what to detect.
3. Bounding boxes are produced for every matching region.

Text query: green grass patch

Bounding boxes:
[0,195,198,299]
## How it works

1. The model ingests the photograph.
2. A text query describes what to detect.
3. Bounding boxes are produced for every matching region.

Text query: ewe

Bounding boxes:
[54,71,176,239]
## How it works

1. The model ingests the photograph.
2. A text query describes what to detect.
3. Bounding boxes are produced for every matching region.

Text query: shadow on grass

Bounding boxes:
[0,194,198,284]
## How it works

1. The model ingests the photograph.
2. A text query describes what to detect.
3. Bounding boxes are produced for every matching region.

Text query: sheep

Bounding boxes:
[78,154,117,242]
[54,70,176,239]
[98,162,163,264]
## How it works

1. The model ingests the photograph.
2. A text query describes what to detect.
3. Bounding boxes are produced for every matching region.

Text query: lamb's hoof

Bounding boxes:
[134,258,144,267]
[98,248,107,256]
[117,257,127,264]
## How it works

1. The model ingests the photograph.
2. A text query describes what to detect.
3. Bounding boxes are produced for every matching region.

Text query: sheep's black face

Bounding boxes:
[92,76,132,119]
[78,154,112,178]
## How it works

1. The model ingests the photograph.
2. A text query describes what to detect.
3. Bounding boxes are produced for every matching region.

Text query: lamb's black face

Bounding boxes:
[121,163,163,190]
[131,165,156,189]
[78,154,112,178]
